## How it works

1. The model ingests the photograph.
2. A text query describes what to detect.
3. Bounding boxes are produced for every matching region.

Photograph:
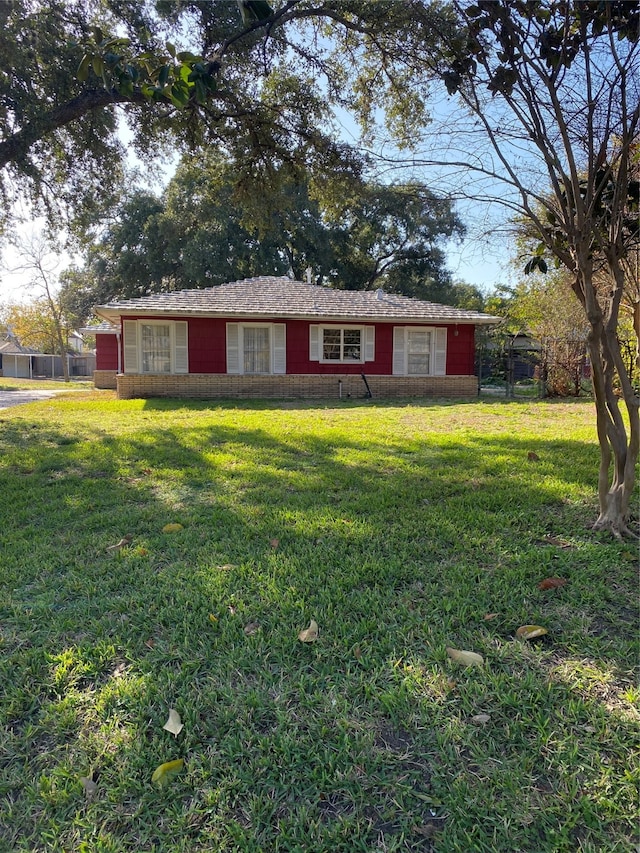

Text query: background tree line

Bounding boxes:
[57,150,481,327]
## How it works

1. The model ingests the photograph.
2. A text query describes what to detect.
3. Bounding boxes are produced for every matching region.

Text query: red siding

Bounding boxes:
[116,316,477,376]
[445,323,475,375]
[186,317,227,372]
[96,333,119,370]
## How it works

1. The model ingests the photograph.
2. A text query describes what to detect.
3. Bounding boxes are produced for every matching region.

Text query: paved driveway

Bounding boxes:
[0,389,75,410]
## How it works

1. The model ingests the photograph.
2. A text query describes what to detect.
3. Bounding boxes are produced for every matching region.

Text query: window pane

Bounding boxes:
[407,330,431,375]
[244,327,270,374]
[141,324,171,373]
[343,329,361,361]
[322,328,341,360]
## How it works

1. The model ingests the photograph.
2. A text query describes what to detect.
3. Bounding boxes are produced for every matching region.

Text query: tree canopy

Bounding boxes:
[0,0,449,236]
[60,149,469,324]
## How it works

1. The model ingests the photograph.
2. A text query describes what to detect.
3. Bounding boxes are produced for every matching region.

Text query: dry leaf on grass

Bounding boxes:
[538,577,568,590]
[446,647,484,666]
[270,538,280,549]
[162,523,183,534]
[80,775,98,800]
[244,621,260,636]
[151,758,184,787]
[298,620,319,643]
[516,625,548,640]
[106,534,133,552]
[483,613,499,621]
[527,451,540,461]
[163,709,184,737]
[470,713,491,725]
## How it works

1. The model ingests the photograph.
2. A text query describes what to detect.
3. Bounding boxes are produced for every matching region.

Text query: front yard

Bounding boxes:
[0,394,637,852]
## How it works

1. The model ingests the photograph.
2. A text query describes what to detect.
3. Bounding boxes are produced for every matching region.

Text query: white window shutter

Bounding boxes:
[272,324,286,374]
[392,327,405,375]
[174,321,188,373]
[123,320,138,373]
[434,327,447,375]
[309,325,320,361]
[364,326,375,362]
[226,323,241,374]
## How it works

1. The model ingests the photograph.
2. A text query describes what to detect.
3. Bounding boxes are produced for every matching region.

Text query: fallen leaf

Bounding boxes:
[446,647,484,666]
[540,535,572,549]
[80,775,98,800]
[298,619,319,643]
[106,534,133,552]
[163,709,184,737]
[483,613,499,621]
[538,577,568,591]
[516,625,548,640]
[621,550,637,562]
[228,605,236,615]
[353,645,362,660]
[270,538,280,549]
[446,679,457,690]
[413,824,438,839]
[162,523,183,534]
[144,638,155,649]
[217,563,237,571]
[527,451,540,461]
[208,613,218,623]
[111,662,126,678]
[244,621,260,635]
[470,713,491,725]
[151,758,184,787]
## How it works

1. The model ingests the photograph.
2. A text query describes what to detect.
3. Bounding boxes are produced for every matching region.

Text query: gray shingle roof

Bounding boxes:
[96,276,499,325]
[0,339,42,355]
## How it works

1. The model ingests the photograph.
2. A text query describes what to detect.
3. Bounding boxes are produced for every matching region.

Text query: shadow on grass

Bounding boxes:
[0,408,636,852]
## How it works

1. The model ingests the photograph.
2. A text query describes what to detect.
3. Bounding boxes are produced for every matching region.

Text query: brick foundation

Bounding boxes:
[115,373,478,400]
[93,370,118,389]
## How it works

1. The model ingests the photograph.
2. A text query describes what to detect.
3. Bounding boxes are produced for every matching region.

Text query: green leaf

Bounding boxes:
[166,42,176,58]
[77,55,91,83]
[176,51,200,63]
[151,758,184,786]
[91,56,104,78]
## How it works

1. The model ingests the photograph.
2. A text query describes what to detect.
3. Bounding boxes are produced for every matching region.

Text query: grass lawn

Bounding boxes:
[0,393,637,852]
[0,377,94,391]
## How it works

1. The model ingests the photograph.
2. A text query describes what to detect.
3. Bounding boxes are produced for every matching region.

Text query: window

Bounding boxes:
[141,324,171,373]
[243,326,271,374]
[393,326,447,376]
[321,327,362,362]
[226,323,286,375]
[122,320,188,374]
[309,325,375,364]
[406,329,431,375]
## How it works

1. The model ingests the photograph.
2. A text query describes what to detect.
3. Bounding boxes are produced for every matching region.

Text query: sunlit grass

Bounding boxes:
[0,394,637,852]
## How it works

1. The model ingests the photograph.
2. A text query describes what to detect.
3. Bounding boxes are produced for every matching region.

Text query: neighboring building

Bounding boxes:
[0,339,42,378]
[0,337,96,379]
[93,276,499,399]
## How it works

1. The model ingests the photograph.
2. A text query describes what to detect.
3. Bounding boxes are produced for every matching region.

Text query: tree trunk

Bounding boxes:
[587,317,639,538]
